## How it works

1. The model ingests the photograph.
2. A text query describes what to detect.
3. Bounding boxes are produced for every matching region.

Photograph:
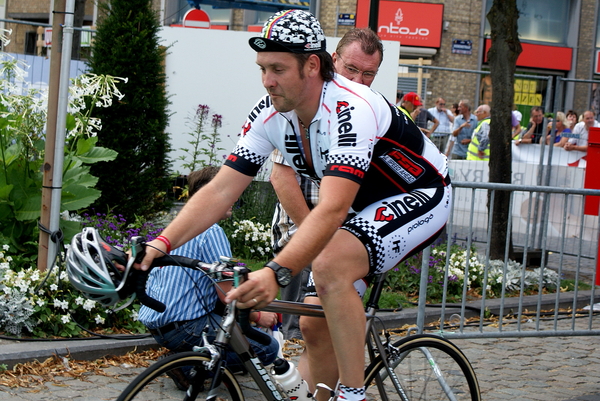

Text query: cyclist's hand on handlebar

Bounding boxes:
[134,239,168,271]
[225,267,279,309]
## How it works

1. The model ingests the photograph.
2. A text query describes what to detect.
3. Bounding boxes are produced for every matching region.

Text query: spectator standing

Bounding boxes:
[566,110,579,128]
[413,105,439,137]
[428,97,455,134]
[564,110,600,153]
[518,106,544,144]
[449,99,477,160]
[451,102,460,116]
[543,111,571,147]
[466,105,491,161]
[399,91,422,119]
[512,107,522,139]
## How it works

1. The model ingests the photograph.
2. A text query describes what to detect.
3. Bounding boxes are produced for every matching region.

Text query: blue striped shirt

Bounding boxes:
[138,224,232,329]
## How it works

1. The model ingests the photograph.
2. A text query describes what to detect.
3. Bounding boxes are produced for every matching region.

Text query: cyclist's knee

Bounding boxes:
[299,315,330,347]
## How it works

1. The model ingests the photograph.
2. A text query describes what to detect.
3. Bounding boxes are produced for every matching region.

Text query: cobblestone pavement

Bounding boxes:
[1,315,599,401]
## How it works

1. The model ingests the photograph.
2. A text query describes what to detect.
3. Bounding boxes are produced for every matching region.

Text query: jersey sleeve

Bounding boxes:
[224,95,276,177]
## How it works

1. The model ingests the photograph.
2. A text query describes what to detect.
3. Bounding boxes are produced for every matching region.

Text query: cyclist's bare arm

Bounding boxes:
[271,162,311,226]
[137,166,254,271]
[227,175,360,309]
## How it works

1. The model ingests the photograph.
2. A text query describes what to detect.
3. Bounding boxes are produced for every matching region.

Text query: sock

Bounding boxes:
[337,384,366,401]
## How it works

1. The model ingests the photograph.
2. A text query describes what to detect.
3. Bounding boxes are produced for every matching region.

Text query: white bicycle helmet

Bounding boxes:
[66,227,130,307]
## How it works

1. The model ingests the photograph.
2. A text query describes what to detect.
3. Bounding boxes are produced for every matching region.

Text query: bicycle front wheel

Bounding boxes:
[364,334,480,401]
[117,351,244,401]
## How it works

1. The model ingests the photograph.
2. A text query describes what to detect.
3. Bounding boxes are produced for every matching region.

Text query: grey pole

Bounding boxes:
[47,0,75,269]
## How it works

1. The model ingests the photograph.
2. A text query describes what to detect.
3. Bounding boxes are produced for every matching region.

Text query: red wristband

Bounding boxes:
[155,235,171,254]
[253,311,261,323]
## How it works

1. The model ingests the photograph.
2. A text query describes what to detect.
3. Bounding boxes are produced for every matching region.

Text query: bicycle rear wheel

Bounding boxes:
[364,334,480,401]
[117,351,244,401]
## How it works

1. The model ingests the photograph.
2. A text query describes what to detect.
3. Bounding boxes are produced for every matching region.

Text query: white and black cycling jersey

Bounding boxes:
[225,73,449,212]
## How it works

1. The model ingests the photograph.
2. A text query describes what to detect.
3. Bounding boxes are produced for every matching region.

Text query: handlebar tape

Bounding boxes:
[129,269,166,313]
[237,309,274,346]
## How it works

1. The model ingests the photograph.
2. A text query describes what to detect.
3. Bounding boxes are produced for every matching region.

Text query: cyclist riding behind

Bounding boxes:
[136,10,451,401]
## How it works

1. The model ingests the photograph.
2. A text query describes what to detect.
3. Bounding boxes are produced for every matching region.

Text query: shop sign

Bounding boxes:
[356,1,444,48]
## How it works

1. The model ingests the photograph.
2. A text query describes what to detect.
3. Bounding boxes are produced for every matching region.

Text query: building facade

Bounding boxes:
[3,0,600,121]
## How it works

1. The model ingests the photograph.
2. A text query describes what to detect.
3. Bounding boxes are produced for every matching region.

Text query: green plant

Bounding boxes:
[88,0,172,222]
[0,245,146,337]
[0,54,121,255]
[227,219,272,262]
[178,104,226,174]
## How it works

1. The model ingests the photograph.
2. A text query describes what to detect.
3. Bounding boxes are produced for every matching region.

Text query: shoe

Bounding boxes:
[157,351,191,391]
[166,367,191,391]
[583,303,600,311]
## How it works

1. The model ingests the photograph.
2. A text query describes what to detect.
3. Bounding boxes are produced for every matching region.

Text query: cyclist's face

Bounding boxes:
[332,41,380,87]
[257,52,309,113]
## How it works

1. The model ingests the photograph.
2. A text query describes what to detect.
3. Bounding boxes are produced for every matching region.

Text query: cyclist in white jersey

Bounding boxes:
[138,10,451,401]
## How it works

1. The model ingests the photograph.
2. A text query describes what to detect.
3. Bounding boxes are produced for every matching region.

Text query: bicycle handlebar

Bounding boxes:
[122,237,273,346]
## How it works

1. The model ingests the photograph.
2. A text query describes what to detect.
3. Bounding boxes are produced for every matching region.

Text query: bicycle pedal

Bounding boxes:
[314,383,336,400]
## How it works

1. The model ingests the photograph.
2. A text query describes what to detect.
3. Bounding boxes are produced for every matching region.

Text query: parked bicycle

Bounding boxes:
[66,228,480,400]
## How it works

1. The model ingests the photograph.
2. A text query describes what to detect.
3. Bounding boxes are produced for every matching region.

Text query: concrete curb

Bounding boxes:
[1,290,598,369]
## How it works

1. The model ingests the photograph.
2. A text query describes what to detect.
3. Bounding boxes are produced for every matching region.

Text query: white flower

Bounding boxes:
[36,299,45,307]
[50,284,58,291]
[94,315,105,325]
[61,314,71,324]
[83,299,96,311]
[2,244,8,251]
[54,299,69,310]
[130,310,139,321]
[75,297,84,305]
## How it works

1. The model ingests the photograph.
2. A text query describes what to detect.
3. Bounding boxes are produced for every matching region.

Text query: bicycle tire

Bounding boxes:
[364,334,481,401]
[117,351,244,401]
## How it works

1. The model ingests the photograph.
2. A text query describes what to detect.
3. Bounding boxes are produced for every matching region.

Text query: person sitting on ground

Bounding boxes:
[542,111,571,147]
[138,166,280,385]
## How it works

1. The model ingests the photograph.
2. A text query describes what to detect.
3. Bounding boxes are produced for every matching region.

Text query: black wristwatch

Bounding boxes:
[265,261,293,288]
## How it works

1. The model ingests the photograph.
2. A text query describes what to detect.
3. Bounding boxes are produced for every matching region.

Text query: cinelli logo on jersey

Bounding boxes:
[336,101,357,147]
[247,96,272,123]
[374,190,432,221]
[283,131,311,176]
[379,148,424,184]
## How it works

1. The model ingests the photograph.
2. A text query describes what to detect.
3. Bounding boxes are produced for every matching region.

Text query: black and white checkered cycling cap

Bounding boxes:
[249,9,326,54]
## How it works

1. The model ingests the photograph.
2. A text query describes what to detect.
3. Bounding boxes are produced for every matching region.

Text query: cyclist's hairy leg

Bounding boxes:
[299,297,337,393]
[311,229,369,400]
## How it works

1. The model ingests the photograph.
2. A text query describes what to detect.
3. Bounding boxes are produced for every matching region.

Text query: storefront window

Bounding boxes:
[485,0,570,44]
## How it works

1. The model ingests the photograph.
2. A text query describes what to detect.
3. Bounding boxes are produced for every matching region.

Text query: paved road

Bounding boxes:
[1,316,599,401]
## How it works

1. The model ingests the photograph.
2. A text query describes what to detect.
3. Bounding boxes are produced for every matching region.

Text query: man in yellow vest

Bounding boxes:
[467,104,491,161]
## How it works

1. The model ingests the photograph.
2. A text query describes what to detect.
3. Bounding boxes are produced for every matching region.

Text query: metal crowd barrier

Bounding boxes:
[416,181,600,338]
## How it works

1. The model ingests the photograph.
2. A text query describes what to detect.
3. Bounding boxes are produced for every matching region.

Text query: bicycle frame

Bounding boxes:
[198,274,396,401]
